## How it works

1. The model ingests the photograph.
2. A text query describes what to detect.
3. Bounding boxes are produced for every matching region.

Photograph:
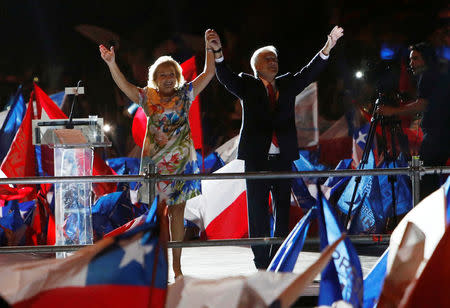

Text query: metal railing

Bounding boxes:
[0,235,390,254]
[0,156,448,254]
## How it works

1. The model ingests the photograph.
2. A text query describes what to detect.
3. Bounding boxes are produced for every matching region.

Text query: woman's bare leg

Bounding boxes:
[168,201,186,278]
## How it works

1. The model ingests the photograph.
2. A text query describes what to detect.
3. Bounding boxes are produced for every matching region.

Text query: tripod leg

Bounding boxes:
[388,124,400,228]
[346,99,380,231]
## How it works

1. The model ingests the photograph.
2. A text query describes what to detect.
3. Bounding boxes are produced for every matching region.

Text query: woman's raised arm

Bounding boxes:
[191,29,216,98]
[99,44,140,103]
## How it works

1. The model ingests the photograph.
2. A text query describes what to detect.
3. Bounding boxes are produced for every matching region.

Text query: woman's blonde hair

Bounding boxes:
[147,56,185,89]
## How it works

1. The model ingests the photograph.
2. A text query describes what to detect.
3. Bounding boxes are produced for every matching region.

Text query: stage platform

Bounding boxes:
[169,242,387,307]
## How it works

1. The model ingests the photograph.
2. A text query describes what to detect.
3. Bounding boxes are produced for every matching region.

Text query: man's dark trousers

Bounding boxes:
[245,155,291,269]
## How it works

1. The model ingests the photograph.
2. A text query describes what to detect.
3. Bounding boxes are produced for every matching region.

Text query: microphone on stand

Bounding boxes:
[66,80,83,129]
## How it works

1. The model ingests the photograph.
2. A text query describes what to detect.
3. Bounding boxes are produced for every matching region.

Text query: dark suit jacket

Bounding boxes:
[216,53,327,162]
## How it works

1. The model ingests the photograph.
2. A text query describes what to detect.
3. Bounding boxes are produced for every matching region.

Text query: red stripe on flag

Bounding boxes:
[205,191,248,239]
[0,94,36,179]
[401,226,450,307]
[0,92,37,201]
[92,151,117,197]
[132,107,147,148]
[105,215,144,238]
[34,84,67,119]
[13,285,167,308]
[189,96,202,150]
[181,56,203,150]
[0,186,34,201]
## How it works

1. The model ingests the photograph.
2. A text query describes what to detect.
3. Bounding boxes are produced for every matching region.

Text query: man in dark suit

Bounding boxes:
[208,26,344,269]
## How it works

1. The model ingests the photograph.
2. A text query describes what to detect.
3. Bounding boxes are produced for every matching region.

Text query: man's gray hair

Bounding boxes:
[250,45,278,77]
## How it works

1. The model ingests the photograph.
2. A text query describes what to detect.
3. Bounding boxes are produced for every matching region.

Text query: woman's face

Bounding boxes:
[155,63,177,96]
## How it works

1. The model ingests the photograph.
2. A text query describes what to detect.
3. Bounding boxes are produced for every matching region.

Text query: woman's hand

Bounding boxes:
[99,44,115,65]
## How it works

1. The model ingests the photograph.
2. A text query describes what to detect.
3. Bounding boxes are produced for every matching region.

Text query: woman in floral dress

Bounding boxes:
[100,29,217,278]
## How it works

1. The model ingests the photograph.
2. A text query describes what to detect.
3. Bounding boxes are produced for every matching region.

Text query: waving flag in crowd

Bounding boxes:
[322,158,352,202]
[92,189,149,240]
[0,86,26,164]
[363,249,388,308]
[196,151,225,174]
[0,83,119,246]
[106,157,140,190]
[351,123,377,169]
[0,211,168,308]
[377,155,412,218]
[337,151,385,234]
[185,159,248,239]
[181,56,203,151]
[399,221,450,307]
[291,153,320,210]
[268,206,316,272]
[318,192,364,307]
[105,196,158,238]
[0,90,37,200]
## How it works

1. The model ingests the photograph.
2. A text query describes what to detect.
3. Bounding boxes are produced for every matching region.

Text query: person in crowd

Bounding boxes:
[207,26,344,269]
[377,42,450,200]
[100,29,217,278]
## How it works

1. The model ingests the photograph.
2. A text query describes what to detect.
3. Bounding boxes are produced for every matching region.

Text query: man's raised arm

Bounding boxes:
[209,30,245,99]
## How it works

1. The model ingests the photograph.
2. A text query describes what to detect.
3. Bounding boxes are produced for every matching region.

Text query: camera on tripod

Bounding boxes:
[366,60,400,108]
[363,59,405,127]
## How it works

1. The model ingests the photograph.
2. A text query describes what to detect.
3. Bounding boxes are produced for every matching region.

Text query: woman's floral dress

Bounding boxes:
[137,82,200,205]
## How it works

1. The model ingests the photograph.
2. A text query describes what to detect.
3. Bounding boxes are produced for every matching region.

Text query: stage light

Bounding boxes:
[103,124,111,132]
[380,43,399,60]
[355,71,364,79]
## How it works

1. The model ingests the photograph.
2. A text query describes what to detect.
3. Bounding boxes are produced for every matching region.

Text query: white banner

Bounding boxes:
[295,82,318,148]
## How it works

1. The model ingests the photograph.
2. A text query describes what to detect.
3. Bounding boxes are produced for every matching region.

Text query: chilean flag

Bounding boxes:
[184,158,309,240]
[0,220,168,308]
[185,159,248,239]
[181,56,203,150]
[0,91,38,201]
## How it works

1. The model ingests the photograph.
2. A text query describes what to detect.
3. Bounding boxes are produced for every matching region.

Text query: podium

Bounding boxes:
[32,117,111,257]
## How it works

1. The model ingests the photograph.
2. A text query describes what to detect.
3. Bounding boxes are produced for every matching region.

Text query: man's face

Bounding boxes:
[255,51,279,81]
[409,50,426,75]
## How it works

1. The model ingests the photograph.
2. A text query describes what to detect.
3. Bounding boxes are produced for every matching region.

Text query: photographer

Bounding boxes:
[377,42,450,200]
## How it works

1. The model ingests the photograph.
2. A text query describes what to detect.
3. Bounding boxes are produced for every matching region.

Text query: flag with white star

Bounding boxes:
[351,123,378,169]
[0,216,168,308]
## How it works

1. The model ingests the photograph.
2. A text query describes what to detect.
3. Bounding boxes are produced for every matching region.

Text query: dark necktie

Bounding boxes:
[266,83,278,147]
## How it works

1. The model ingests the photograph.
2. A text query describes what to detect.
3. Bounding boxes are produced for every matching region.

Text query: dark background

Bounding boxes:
[0,0,449,156]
